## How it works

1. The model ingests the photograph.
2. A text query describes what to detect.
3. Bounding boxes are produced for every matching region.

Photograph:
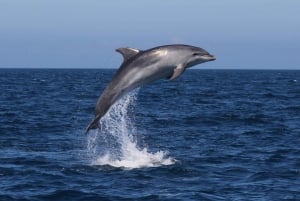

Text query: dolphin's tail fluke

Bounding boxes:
[85,115,101,134]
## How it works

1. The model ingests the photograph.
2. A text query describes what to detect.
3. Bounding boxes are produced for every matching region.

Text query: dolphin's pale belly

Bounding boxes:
[121,64,174,93]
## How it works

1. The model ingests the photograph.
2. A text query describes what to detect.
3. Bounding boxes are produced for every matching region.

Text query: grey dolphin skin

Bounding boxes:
[86,44,216,133]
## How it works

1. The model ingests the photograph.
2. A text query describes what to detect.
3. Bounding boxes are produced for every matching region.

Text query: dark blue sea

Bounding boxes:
[1,69,300,201]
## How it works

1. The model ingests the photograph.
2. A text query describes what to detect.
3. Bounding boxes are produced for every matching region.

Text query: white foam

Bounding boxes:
[86,90,176,169]
[93,147,174,169]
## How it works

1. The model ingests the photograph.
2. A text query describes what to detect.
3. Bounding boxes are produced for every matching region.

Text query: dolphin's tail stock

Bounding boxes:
[85,115,101,134]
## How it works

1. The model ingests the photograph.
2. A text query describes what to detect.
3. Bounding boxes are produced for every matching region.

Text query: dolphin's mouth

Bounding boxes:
[204,55,216,61]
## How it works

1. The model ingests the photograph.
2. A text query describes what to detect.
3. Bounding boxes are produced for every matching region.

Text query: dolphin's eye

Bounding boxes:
[193,53,201,56]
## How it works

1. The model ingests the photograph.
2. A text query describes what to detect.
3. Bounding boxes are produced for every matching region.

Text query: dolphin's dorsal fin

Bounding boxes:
[116,47,141,61]
[169,64,186,80]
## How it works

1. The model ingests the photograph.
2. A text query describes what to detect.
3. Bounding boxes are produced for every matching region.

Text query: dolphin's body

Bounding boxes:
[86,44,215,133]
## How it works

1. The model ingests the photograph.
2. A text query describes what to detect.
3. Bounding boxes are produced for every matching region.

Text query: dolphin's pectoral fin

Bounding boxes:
[116,47,142,61]
[169,64,186,80]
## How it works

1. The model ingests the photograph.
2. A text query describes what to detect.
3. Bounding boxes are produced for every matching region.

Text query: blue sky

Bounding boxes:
[0,0,299,69]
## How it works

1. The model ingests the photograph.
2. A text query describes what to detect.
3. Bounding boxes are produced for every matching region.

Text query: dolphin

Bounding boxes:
[86,44,215,133]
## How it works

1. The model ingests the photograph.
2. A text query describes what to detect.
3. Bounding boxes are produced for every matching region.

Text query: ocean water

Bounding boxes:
[0,69,300,201]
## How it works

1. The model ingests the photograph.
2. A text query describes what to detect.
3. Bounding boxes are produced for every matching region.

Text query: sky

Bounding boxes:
[0,0,299,69]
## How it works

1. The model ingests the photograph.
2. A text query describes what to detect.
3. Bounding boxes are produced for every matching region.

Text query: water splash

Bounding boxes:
[86,90,175,169]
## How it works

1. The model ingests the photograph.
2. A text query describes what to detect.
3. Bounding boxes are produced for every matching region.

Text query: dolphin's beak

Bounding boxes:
[202,54,216,61]
[208,55,216,61]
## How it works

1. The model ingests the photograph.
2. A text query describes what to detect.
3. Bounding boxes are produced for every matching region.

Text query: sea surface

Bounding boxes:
[0,69,300,201]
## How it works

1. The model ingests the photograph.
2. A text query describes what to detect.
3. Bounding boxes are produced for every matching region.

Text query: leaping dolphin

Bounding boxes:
[86,44,216,133]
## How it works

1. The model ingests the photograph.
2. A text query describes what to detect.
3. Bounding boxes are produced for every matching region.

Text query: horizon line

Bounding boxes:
[0,67,299,71]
